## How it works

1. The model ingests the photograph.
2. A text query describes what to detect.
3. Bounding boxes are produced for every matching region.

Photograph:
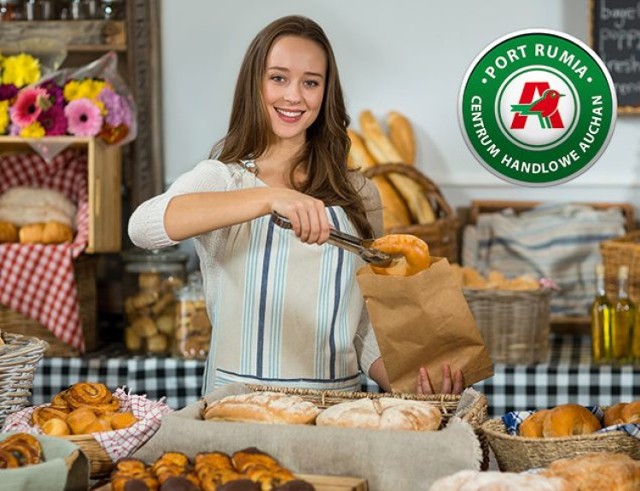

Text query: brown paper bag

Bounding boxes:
[357,257,494,393]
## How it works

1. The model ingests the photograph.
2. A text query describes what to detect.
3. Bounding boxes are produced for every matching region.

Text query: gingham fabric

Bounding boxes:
[0,149,89,351]
[2,387,172,462]
[29,335,640,417]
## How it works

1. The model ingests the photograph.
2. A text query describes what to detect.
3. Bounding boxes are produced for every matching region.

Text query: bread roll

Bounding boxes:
[0,221,18,243]
[67,407,98,434]
[542,403,601,437]
[18,222,45,244]
[316,397,441,431]
[431,469,575,491]
[202,392,320,425]
[370,234,430,276]
[111,411,138,430]
[620,400,640,424]
[604,402,627,427]
[42,418,71,436]
[0,187,76,228]
[542,452,640,491]
[387,111,416,165]
[42,221,73,244]
[519,409,550,438]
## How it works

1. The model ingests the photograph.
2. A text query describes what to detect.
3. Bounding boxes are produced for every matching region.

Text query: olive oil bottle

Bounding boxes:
[591,264,611,363]
[612,265,635,364]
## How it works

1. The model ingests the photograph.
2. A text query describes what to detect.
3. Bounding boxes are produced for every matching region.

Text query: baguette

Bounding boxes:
[370,175,412,231]
[347,129,377,171]
[359,110,436,224]
[387,111,416,165]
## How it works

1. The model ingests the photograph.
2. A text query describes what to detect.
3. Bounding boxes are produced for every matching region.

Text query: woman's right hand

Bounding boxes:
[270,189,331,245]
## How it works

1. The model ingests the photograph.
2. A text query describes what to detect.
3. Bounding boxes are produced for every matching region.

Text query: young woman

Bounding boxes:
[129,15,463,395]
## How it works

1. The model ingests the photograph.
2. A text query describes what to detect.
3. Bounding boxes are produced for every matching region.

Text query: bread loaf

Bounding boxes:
[542,452,640,491]
[316,397,441,431]
[371,176,412,231]
[431,469,575,491]
[387,111,416,165]
[202,392,321,425]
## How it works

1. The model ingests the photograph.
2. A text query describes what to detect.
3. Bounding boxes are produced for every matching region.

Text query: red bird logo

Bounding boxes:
[511,89,565,129]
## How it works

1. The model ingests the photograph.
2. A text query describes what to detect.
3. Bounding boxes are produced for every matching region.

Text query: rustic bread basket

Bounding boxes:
[61,434,112,477]
[481,417,640,473]
[0,254,97,357]
[246,384,490,470]
[601,230,640,304]
[0,333,48,427]
[363,164,459,264]
[463,288,551,364]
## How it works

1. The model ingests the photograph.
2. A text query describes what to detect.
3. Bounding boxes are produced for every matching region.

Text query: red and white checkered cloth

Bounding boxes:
[2,387,173,462]
[0,149,89,351]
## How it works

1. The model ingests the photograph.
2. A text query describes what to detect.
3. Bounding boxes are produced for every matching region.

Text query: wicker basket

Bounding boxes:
[601,230,640,304]
[363,164,459,264]
[0,333,48,427]
[463,288,551,364]
[246,384,490,470]
[0,254,98,357]
[482,417,640,473]
[60,434,112,478]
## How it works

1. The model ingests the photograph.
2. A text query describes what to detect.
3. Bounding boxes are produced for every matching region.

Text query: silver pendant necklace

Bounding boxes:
[240,159,258,176]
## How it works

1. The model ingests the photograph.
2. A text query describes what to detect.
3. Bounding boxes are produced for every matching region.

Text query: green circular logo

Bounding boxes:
[459,29,616,186]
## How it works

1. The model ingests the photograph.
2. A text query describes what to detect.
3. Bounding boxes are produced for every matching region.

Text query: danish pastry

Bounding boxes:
[66,407,98,435]
[31,405,70,428]
[111,411,138,430]
[65,382,120,414]
[41,418,71,436]
[0,221,18,243]
[370,234,430,276]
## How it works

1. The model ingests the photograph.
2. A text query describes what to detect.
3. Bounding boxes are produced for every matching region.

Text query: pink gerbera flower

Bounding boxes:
[10,87,49,127]
[64,98,103,136]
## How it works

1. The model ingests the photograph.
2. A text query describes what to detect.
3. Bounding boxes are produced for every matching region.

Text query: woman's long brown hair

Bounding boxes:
[210,15,373,239]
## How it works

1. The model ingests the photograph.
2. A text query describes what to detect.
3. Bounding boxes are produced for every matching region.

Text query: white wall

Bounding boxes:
[159,0,640,214]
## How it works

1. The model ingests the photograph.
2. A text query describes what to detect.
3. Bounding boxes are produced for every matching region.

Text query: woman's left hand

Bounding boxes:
[417,364,464,395]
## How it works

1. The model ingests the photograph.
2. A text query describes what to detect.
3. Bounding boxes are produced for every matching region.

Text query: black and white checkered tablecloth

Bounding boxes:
[30,334,640,417]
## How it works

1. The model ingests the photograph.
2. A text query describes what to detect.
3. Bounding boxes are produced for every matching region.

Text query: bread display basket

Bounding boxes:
[246,384,491,470]
[363,164,458,264]
[0,333,48,427]
[481,417,640,473]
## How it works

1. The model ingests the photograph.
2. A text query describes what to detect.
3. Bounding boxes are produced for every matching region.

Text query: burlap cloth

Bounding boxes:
[135,384,483,491]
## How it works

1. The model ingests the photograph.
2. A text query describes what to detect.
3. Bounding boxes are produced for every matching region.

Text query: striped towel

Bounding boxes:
[462,203,626,316]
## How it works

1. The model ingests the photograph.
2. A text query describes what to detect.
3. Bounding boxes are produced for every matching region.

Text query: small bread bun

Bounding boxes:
[519,409,550,438]
[83,418,112,434]
[42,418,71,436]
[0,221,18,243]
[18,222,45,244]
[542,403,601,437]
[67,407,98,435]
[31,405,69,428]
[111,412,138,430]
[42,221,73,244]
[604,402,627,427]
[620,400,640,424]
[370,234,430,276]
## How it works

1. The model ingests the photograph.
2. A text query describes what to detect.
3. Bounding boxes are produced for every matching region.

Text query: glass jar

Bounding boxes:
[174,271,212,360]
[0,0,20,21]
[121,247,188,356]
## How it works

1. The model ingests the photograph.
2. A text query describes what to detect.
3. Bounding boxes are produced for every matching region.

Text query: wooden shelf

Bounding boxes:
[0,137,122,254]
[0,20,126,51]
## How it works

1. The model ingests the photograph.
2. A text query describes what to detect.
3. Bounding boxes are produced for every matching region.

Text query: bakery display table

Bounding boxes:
[30,334,640,416]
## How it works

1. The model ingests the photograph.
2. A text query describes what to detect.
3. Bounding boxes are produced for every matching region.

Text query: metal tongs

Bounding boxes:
[270,211,395,267]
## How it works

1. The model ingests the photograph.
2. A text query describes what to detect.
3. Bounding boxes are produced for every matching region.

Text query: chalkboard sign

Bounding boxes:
[590,0,640,113]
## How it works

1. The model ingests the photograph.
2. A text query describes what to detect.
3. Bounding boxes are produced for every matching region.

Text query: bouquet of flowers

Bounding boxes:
[0,51,136,146]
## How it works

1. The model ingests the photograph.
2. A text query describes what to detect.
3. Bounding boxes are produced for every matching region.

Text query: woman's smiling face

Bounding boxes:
[262,35,327,146]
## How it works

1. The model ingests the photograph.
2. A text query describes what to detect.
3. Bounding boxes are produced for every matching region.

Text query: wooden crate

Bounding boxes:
[0,255,98,357]
[0,136,122,253]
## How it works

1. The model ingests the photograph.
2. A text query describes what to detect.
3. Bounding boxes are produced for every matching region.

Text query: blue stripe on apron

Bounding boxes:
[256,219,276,377]
[328,208,343,379]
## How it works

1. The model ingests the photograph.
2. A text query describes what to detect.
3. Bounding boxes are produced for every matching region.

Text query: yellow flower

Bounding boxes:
[0,100,9,134]
[2,54,40,88]
[20,121,45,138]
[64,79,106,102]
